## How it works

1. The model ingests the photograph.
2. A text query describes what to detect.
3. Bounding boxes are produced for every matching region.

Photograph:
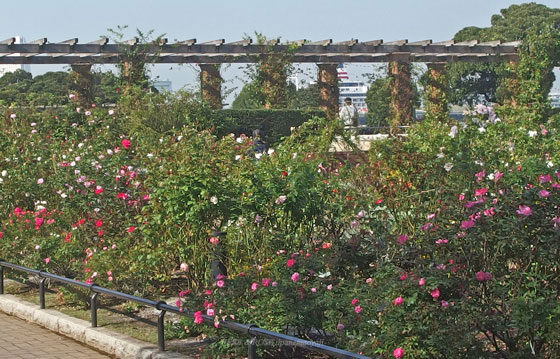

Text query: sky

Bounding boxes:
[3,0,560,96]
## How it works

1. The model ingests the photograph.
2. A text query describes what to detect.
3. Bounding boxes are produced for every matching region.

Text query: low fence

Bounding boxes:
[0,260,371,359]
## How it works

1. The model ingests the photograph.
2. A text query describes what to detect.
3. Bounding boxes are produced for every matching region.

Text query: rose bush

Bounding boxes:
[1,82,560,358]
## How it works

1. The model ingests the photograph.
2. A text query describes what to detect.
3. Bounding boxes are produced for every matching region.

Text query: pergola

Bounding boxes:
[0,37,520,119]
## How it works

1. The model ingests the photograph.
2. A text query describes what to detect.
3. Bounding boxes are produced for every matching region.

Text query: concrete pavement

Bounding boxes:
[0,294,189,358]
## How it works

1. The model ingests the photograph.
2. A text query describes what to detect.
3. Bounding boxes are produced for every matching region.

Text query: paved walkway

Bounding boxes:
[0,311,112,359]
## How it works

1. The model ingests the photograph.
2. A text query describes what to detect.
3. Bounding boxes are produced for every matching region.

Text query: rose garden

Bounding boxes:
[2,5,560,359]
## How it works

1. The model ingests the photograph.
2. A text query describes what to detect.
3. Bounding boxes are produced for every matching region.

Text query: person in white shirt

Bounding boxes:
[339,97,358,127]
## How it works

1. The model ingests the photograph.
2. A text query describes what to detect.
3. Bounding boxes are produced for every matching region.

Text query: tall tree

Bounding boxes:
[450,3,560,106]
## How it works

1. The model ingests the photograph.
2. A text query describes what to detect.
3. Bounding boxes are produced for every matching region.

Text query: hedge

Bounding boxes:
[212,109,326,144]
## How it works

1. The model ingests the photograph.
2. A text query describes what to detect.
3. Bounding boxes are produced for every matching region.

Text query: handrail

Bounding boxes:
[0,260,372,359]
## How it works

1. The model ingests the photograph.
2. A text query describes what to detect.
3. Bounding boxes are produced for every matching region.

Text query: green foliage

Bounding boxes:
[231,81,265,109]
[0,69,121,107]
[232,81,319,111]
[213,109,325,144]
[451,2,560,106]
[365,77,391,127]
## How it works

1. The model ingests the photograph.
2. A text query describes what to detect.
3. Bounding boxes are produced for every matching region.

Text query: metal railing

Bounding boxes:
[0,260,371,359]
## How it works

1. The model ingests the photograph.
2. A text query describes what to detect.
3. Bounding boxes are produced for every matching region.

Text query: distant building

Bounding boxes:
[0,36,31,77]
[153,80,172,92]
[549,93,560,108]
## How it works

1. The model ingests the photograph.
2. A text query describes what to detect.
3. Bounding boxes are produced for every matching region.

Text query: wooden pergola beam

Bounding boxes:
[0,53,518,65]
[0,38,520,64]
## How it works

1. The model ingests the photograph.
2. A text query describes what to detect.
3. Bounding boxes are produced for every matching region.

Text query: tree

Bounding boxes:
[27,72,72,106]
[231,81,265,109]
[287,83,319,109]
[0,69,32,106]
[450,3,560,106]
[365,77,391,127]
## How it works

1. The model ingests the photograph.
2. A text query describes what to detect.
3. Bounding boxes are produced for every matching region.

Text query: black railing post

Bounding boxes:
[91,292,98,327]
[248,337,257,359]
[211,231,227,281]
[0,264,4,295]
[39,277,46,309]
[158,310,166,351]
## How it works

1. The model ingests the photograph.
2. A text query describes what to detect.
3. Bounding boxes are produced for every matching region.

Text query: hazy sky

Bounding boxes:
[3,0,560,93]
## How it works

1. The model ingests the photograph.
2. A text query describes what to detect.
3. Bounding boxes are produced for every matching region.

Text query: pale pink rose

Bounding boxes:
[291,272,300,283]
[180,263,189,272]
[418,278,426,286]
[516,205,532,216]
[209,236,219,245]
[44,257,50,264]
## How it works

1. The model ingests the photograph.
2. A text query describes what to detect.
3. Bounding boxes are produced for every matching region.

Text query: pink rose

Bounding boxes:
[351,298,359,305]
[121,139,131,149]
[397,234,408,245]
[430,288,440,298]
[393,296,404,306]
[418,278,425,286]
[474,188,488,197]
[216,280,225,288]
[354,305,362,314]
[286,258,295,268]
[193,311,203,325]
[516,205,532,216]
[538,174,551,183]
[251,282,259,291]
[291,272,300,283]
[393,347,404,358]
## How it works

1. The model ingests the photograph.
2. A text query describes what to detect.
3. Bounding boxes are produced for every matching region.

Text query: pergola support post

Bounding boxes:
[500,59,520,109]
[70,63,93,106]
[259,55,288,109]
[317,63,339,118]
[199,64,223,109]
[388,54,413,134]
[425,63,449,122]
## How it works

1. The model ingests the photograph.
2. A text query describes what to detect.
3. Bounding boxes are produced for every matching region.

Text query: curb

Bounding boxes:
[0,293,191,359]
